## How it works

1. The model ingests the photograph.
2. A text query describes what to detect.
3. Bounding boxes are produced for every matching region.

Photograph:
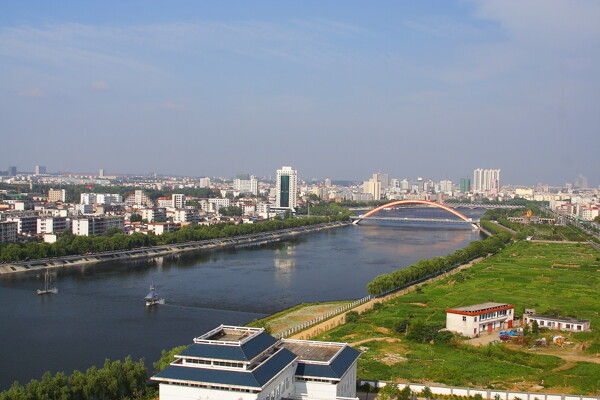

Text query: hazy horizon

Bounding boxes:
[1,1,598,186]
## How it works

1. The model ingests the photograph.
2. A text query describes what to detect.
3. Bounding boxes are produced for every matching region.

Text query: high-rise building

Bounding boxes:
[473,169,500,193]
[35,165,46,175]
[460,178,471,193]
[275,166,298,209]
[234,175,258,196]
[440,179,453,193]
[99,169,106,178]
[172,193,186,208]
[363,173,388,200]
[8,166,17,176]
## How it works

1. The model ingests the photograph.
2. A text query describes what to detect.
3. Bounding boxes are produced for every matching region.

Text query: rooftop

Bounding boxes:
[528,314,591,324]
[194,325,264,345]
[447,302,514,314]
[281,340,343,363]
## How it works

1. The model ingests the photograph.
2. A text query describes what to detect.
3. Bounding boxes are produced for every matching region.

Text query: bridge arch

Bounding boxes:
[352,199,474,226]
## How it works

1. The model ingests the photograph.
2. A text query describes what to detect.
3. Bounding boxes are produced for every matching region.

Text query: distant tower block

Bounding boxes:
[276,166,298,210]
[99,169,105,178]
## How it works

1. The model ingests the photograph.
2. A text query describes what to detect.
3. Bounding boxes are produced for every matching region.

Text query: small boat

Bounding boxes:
[144,282,165,306]
[37,270,58,295]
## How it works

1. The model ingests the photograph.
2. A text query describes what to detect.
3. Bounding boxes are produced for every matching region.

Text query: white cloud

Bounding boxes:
[18,88,47,98]
[90,81,109,91]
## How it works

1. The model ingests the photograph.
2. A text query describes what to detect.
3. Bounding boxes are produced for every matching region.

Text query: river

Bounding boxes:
[0,208,484,389]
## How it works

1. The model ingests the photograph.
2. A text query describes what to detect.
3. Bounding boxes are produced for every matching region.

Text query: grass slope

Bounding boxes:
[315,241,600,395]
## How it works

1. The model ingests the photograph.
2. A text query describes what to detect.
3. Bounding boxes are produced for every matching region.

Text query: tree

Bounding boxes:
[532,320,540,334]
[130,213,143,222]
[377,383,399,400]
[398,386,412,400]
[395,319,410,334]
[345,311,359,323]
[421,387,433,399]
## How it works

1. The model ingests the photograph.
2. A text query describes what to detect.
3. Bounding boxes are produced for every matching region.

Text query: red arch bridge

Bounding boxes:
[350,199,479,229]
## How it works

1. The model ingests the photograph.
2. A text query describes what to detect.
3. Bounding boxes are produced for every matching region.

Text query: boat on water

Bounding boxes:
[144,282,165,306]
[37,270,58,295]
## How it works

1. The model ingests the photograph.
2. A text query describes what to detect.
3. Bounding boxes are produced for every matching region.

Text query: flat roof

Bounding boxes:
[528,314,591,324]
[281,341,342,363]
[447,302,514,314]
[194,325,264,345]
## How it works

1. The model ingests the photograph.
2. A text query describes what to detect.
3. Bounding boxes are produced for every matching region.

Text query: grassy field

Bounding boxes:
[527,223,593,242]
[247,301,351,335]
[314,241,600,395]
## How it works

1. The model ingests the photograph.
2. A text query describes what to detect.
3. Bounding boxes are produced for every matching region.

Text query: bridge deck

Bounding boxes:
[350,216,479,224]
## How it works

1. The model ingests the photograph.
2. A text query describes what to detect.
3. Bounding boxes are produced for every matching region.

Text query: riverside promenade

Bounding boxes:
[0,221,350,275]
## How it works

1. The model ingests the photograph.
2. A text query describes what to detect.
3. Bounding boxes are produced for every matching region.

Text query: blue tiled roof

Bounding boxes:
[295,346,360,379]
[180,332,278,362]
[153,348,297,388]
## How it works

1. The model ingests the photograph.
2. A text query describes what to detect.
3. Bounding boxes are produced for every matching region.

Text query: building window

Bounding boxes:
[577,325,582,331]
[462,316,466,321]
[474,317,477,322]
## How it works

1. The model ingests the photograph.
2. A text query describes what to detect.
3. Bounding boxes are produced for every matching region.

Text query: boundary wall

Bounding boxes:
[360,381,598,400]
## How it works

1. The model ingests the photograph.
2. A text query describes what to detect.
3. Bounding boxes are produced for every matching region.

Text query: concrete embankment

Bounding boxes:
[0,221,350,275]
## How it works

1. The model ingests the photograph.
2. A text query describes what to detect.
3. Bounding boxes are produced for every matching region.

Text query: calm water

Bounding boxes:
[0,210,483,389]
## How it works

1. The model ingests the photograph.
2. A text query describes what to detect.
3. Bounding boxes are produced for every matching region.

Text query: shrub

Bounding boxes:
[345,311,360,323]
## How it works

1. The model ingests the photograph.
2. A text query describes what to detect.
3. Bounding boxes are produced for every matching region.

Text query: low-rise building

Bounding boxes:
[147,222,177,235]
[524,314,591,332]
[72,216,124,236]
[0,221,18,243]
[446,302,515,338]
[37,216,70,234]
[152,325,359,400]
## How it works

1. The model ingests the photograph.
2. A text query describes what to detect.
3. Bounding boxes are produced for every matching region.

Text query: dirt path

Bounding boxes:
[539,352,600,365]
[349,337,400,346]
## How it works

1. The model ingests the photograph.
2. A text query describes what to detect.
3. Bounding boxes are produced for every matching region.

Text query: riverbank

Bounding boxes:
[0,221,350,275]
[314,241,600,395]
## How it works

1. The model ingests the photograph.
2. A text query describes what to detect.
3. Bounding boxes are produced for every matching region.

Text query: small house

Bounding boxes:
[446,302,515,338]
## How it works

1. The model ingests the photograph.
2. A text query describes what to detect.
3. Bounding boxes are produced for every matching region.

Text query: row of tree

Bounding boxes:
[0,215,349,262]
[0,357,153,400]
[366,221,512,297]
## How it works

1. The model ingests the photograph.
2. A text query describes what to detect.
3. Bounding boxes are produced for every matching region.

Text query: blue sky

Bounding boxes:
[1,1,599,186]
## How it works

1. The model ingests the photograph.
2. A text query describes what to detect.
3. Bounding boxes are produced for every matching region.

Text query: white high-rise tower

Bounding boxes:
[276,166,298,210]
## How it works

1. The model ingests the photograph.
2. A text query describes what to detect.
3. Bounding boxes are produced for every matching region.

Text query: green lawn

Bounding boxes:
[315,241,600,395]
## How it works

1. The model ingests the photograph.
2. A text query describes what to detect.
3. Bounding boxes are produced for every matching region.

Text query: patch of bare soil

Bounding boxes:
[410,302,428,307]
[551,263,580,268]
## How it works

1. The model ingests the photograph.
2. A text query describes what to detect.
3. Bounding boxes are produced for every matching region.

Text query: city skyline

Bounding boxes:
[1,1,599,186]
[1,163,596,189]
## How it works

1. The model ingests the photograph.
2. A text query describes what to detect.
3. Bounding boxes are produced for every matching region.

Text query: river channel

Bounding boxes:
[0,209,484,389]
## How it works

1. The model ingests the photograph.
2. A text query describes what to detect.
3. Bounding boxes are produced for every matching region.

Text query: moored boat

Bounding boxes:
[37,270,58,295]
[144,282,165,306]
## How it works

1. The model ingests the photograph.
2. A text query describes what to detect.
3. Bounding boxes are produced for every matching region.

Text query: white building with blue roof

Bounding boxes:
[152,325,360,400]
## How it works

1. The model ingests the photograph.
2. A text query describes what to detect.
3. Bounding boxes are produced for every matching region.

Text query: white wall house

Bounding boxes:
[525,314,591,332]
[152,325,360,400]
[446,302,515,338]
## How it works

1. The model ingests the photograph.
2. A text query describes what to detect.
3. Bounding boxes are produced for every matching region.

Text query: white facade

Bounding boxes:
[37,216,70,234]
[473,169,501,193]
[446,302,515,338]
[275,166,298,210]
[525,314,591,332]
[234,176,259,196]
[72,216,124,236]
[152,325,359,400]
[172,194,186,209]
